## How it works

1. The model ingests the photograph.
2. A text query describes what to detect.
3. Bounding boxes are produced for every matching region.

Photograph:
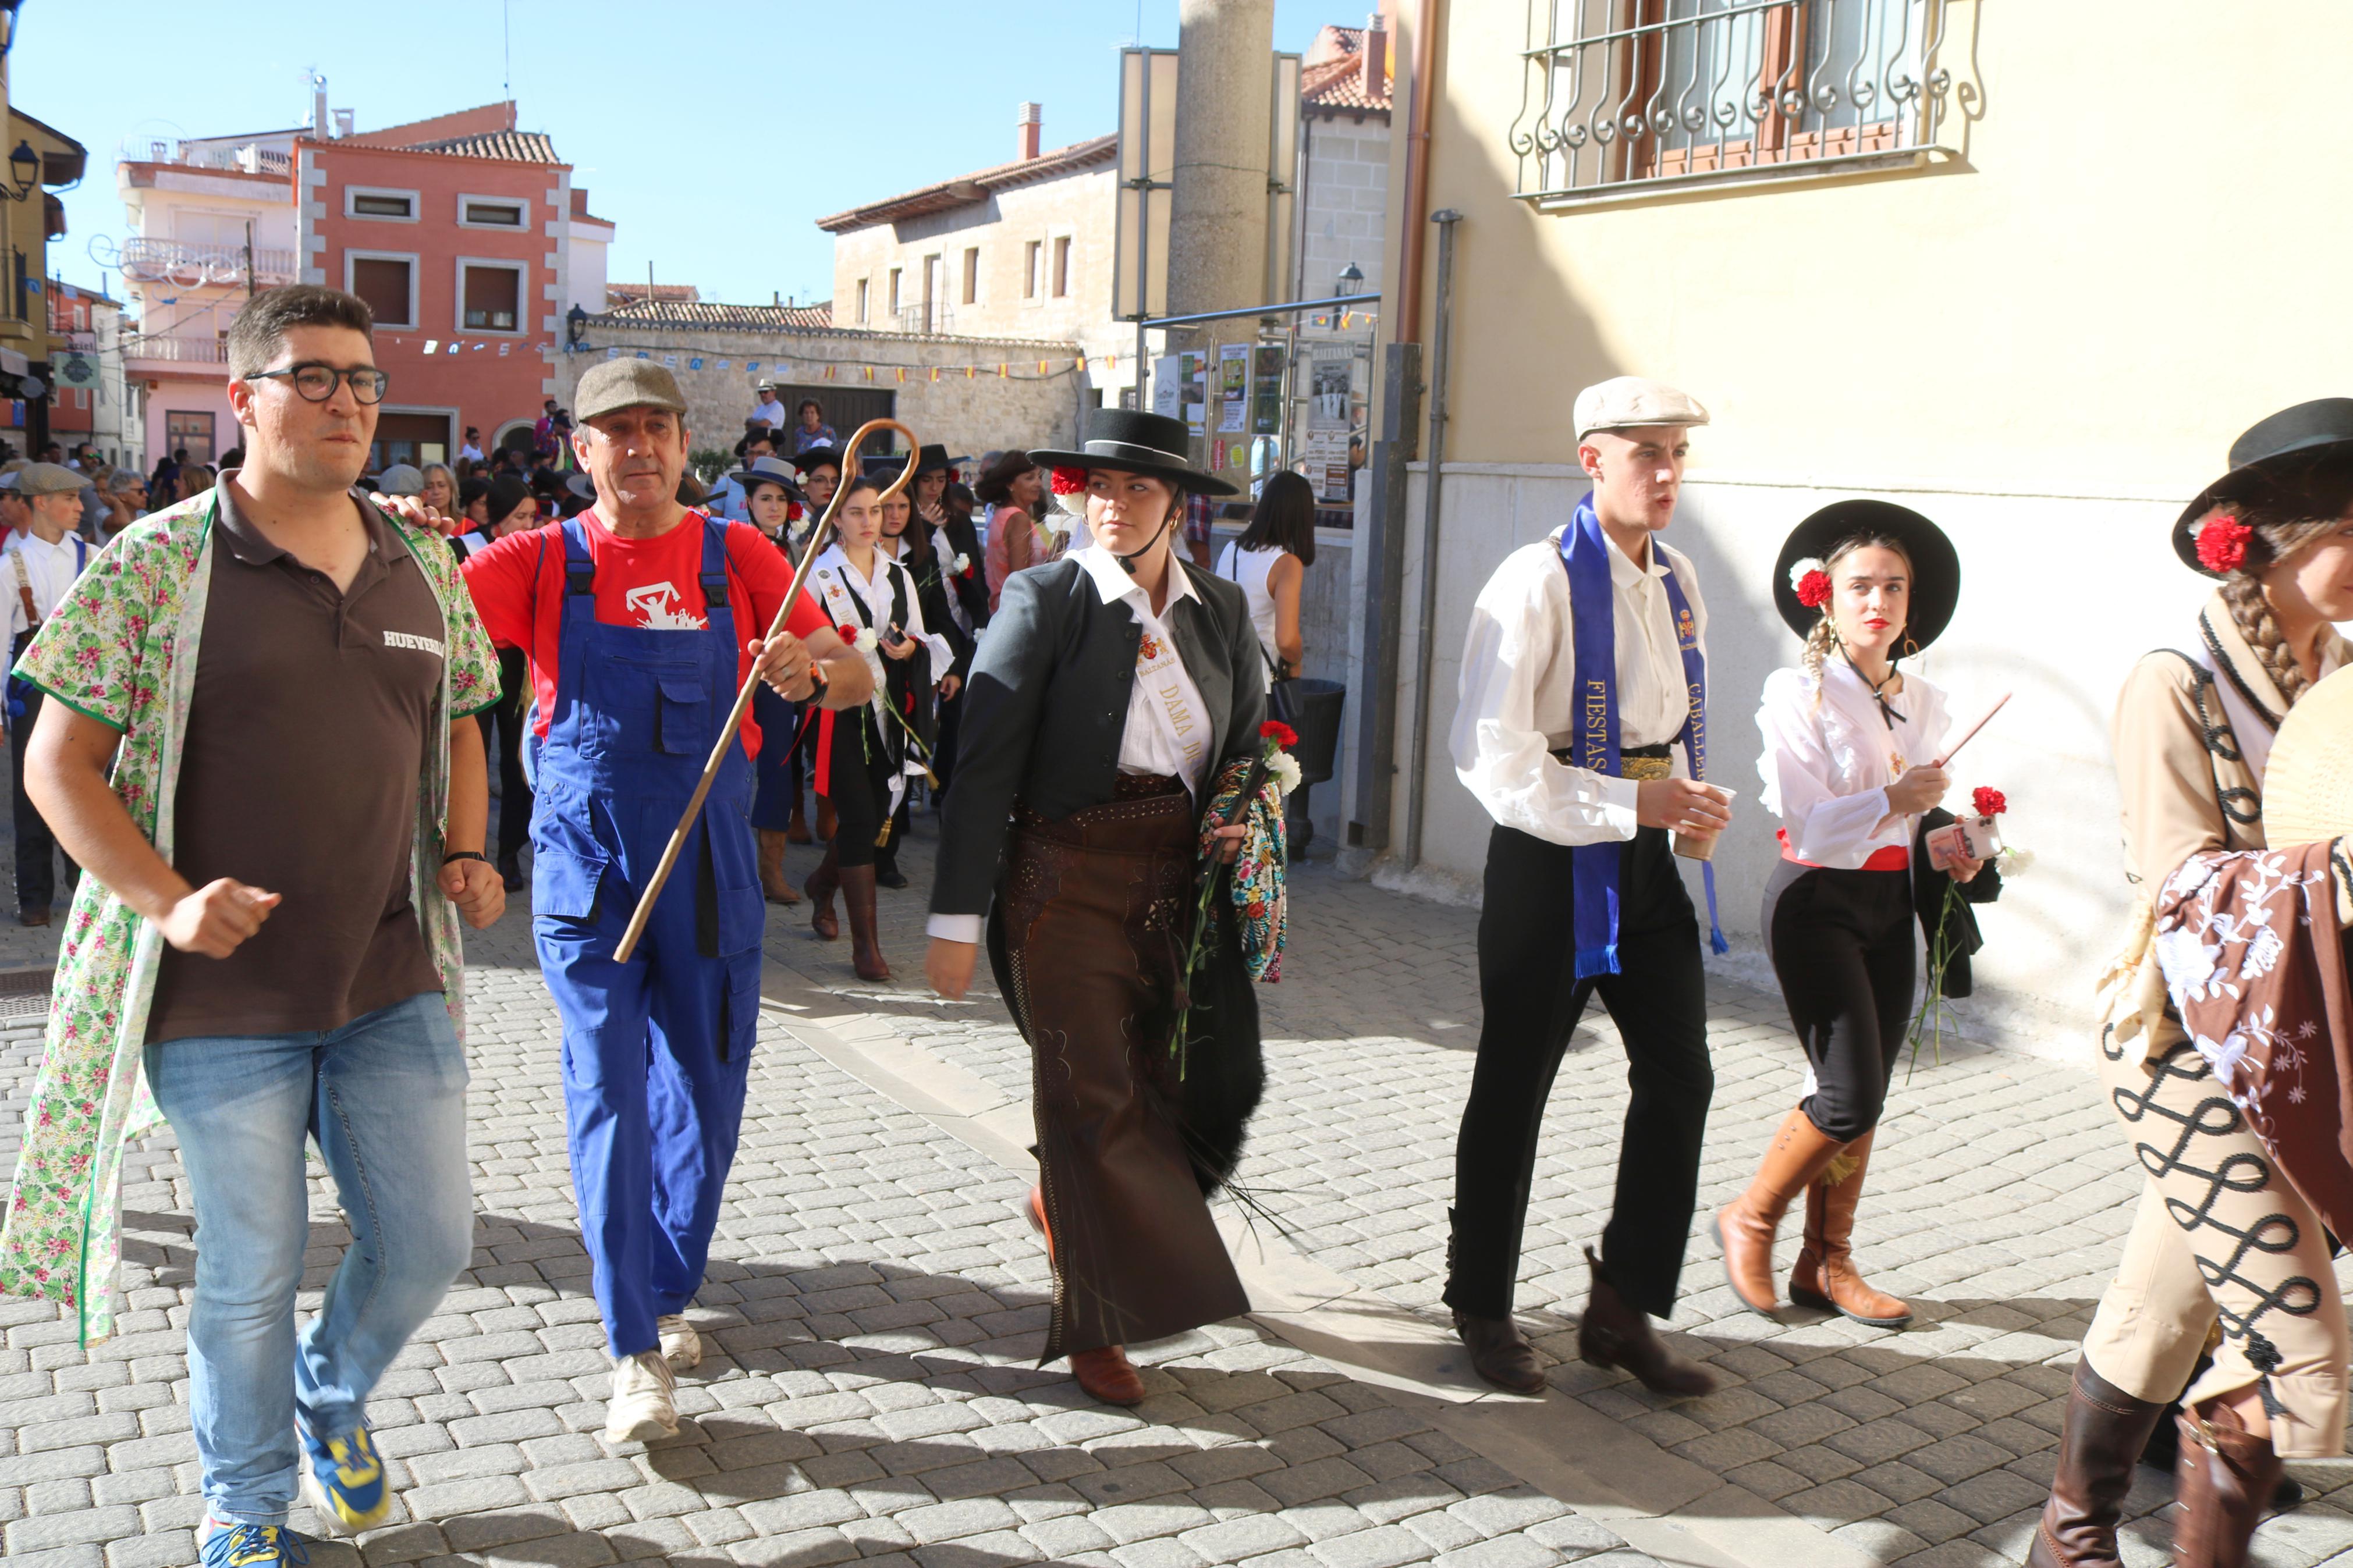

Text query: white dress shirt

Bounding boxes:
[1756,660,1950,867]
[819,543,953,689]
[926,544,1212,946]
[1450,526,1708,846]
[751,400,789,429]
[3,530,94,642]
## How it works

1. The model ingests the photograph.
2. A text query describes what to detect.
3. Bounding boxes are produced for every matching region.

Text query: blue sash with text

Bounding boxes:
[1556,495,1727,979]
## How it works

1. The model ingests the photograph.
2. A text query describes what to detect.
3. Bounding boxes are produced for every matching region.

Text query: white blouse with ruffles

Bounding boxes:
[1756,659,1952,868]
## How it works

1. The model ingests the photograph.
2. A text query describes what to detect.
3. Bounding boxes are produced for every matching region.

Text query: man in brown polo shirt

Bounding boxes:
[15,285,504,1563]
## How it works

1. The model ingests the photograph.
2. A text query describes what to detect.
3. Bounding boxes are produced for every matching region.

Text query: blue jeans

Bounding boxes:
[144,991,474,1528]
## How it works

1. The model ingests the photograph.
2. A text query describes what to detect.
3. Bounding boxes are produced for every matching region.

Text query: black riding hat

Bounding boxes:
[913,443,970,477]
[790,444,845,476]
[1772,499,1961,653]
[2174,398,2353,577]
[1027,409,1238,497]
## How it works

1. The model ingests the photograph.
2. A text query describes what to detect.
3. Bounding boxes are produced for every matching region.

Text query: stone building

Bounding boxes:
[562,297,1087,465]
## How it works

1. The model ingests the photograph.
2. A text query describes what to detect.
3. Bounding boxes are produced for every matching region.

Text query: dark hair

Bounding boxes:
[943,482,975,517]
[798,399,823,418]
[225,284,372,378]
[560,491,595,519]
[676,472,707,506]
[1235,471,1317,567]
[485,475,534,529]
[838,474,882,503]
[974,450,1038,505]
[1801,531,1915,698]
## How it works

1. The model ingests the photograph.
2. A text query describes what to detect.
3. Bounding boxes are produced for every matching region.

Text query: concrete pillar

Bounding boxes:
[1166,0,1275,318]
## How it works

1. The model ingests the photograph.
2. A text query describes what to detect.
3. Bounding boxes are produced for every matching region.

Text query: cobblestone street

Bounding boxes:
[5,806,2353,1568]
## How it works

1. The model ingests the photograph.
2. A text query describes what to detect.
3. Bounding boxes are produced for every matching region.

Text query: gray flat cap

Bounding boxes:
[376,463,425,496]
[1573,376,1710,439]
[15,462,86,497]
[574,359,688,424]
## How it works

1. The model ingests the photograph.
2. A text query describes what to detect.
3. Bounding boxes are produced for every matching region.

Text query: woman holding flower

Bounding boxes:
[874,483,967,887]
[802,475,952,980]
[925,410,1273,1408]
[1719,502,1980,1331]
[2026,401,2353,1568]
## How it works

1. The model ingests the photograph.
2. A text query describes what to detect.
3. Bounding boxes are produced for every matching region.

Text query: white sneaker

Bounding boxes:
[656,1313,701,1371]
[604,1350,677,1443]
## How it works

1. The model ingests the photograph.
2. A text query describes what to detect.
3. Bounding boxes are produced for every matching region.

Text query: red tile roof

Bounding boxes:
[1301,26,1394,115]
[815,134,1119,234]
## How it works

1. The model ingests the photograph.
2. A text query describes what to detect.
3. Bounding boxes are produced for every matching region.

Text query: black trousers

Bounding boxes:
[1761,859,1915,1143]
[824,712,887,870]
[481,647,533,861]
[1446,824,1713,1321]
[9,687,76,916]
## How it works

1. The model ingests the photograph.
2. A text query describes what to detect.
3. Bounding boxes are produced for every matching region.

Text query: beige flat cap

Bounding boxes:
[15,462,85,497]
[574,358,688,424]
[1574,376,1710,439]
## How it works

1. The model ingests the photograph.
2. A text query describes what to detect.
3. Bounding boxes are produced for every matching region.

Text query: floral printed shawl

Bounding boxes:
[0,488,500,1344]
[2153,840,2353,1241]
[1198,757,1287,983]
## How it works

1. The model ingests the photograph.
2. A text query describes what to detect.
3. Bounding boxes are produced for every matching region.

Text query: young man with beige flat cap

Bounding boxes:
[5,461,95,924]
[1442,375,1731,1399]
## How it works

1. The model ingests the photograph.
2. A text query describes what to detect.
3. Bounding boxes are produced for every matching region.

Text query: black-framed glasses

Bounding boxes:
[247,362,392,404]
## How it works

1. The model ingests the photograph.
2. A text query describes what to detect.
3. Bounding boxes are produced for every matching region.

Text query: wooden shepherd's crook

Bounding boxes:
[612,418,922,963]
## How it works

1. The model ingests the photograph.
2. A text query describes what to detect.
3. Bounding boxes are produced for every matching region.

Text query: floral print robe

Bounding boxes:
[0,488,499,1344]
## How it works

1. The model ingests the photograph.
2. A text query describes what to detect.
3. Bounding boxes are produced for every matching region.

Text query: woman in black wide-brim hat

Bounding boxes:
[1717,499,1996,1332]
[925,408,1274,1407]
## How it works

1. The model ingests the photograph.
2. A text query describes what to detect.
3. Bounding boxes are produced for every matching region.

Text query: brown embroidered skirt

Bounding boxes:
[986,773,1262,1361]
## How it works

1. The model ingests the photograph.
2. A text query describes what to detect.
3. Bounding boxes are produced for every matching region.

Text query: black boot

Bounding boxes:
[1576,1247,1715,1397]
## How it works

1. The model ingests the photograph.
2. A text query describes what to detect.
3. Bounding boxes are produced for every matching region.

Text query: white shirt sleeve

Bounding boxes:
[2,544,26,642]
[1449,549,1639,847]
[927,912,984,943]
[1756,669,1897,863]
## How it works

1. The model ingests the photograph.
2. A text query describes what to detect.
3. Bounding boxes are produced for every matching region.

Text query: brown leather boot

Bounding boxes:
[2024,1359,2169,1568]
[1788,1130,1911,1327]
[1070,1345,1145,1406]
[1716,1108,1843,1315]
[806,846,840,941]
[757,829,800,905]
[1577,1248,1716,1397]
[1451,1311,1546,1395]
[2172,1402,2281,1568]
[840,865,890,982]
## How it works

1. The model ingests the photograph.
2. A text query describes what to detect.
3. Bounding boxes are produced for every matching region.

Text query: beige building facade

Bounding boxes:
[1346,0,2353,1028]
[821,114,1130,404]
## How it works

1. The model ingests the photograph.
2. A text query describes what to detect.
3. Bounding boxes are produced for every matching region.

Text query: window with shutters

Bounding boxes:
[346,252,416,328]
[345,186,418,221]
[962,247,980,305]
[458,260,526,333]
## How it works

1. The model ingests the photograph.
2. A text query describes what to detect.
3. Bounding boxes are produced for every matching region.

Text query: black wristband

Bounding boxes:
[442,851,491,867]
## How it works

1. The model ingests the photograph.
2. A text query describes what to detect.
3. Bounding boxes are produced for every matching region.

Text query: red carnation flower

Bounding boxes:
[1971,786,2007,817]
[836,624,858,641]
[2196,513,2253,574]
[1261,720,1300,748]
[1050,466,1090,495]
[1795,568,1833,610]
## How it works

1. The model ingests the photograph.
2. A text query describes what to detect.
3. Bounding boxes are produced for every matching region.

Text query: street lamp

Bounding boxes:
[3,141,40,203]
[565,303,588,347]
[0,1,24,55]
[1335,261,1364,298]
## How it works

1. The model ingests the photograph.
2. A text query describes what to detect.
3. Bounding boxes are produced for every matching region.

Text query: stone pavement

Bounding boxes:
[2,799,2351,1568]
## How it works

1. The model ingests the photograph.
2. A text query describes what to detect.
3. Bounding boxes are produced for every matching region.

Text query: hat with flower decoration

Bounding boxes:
[1025,409,1239,498]
[1772,498,1961,651]
[2176,399,2353,578]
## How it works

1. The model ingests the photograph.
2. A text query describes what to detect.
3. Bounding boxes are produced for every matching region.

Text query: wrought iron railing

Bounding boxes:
[894,301,954,335]
[1511,0,1965,202]
[119,238,299,289]
[122,333,229,364]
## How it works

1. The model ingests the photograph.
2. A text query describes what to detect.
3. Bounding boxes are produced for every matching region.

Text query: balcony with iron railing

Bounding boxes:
[1510,0,1975,204]
[118,238,299,290]
[122,333,229,367]
[894,301,955,336]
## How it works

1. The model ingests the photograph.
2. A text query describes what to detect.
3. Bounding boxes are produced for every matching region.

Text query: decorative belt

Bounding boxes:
[1551,743,1673,781]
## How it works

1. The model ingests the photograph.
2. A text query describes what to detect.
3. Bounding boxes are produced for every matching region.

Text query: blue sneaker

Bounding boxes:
[198,1522,310,1566]
[295,1415,391,1535]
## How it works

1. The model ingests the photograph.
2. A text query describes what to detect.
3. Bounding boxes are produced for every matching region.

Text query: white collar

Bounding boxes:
[1071,542,1199,614]
[15,531,77,554]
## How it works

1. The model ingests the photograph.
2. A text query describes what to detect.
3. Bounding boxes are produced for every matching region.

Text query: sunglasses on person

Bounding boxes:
[246,361,392,404]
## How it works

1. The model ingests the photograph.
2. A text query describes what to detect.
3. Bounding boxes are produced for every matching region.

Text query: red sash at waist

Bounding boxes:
[1777,827,1909,872]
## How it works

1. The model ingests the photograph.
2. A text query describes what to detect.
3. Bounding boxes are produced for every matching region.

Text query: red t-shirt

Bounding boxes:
[460,510,828,756]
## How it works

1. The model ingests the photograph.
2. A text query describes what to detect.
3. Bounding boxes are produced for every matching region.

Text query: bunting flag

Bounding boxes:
[895,367,906,383]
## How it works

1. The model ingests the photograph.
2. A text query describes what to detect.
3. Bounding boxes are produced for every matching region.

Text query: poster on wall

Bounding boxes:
[1251,344,1286,436]
[1152,355,1182,419]
[1218,343,1249,433]
[1180,350,1208,430]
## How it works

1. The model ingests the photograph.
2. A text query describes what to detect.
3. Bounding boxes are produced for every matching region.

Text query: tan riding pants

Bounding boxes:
[2083,1038,2346,1457]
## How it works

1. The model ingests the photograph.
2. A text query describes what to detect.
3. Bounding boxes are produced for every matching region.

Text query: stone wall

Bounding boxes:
[559,324,1091,463]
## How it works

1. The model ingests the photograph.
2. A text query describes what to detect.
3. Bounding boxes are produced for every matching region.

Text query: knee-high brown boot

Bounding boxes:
[806,845,840,941]
[840,864,890,982]
[758,829,800,905]
[1716,1108,1844,1314]
[2171,1401,2281,1568]
[1788,1129,1911,1327]
[2025,1358,2169,1568]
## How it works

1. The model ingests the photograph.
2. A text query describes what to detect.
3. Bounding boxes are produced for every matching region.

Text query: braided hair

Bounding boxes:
[2199,453,2353,707]
[1801,531,1915,703]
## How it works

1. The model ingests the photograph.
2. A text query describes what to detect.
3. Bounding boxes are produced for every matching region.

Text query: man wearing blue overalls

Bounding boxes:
[462,361,869,1442]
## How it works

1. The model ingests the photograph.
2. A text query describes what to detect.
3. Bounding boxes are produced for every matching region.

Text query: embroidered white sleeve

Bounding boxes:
[1756,669,1895,866]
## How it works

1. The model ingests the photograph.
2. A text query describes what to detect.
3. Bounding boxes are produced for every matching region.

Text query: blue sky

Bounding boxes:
[29,1,1337,314]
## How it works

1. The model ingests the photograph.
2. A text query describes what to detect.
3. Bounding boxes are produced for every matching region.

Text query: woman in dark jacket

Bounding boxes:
[873,483,966,887]
[926,410,1269,1407]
